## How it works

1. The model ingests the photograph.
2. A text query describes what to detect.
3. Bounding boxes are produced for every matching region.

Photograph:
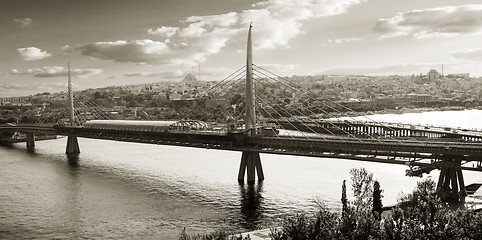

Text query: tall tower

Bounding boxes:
[245,23,256,133]
[67,62,74,126]
[238,24,264,183]
[66,62,80,156]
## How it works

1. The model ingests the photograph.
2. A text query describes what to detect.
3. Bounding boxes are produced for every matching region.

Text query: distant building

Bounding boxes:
[347,76,369,81]
[182,73,197,82]
[447,73,470,79]
[325,75,348,82]
[0,96,29,103]
[427,69,441,80]
[407,93,433,104]
[337,98,375,109]
[205,99,228,109]
[0,96,30,106]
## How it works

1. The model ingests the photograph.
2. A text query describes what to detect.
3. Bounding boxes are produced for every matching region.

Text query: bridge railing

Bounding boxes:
[247,135,482,158]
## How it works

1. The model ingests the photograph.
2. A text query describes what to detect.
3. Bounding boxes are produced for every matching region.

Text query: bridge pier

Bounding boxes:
[66,136,80,156]
[238,151,264,183]
[436,158,467,203]
[26,132,35,151]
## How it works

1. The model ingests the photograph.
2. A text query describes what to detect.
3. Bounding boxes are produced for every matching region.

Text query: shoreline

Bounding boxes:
[327,106,470,119]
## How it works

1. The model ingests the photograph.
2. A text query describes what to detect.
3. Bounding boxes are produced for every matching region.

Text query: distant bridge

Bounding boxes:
[1,25,480,204]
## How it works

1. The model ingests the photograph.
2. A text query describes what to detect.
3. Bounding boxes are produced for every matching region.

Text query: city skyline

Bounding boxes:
[1,0,482,97]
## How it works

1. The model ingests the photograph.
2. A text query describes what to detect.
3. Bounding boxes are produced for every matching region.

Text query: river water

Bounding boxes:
[2,110,482,239]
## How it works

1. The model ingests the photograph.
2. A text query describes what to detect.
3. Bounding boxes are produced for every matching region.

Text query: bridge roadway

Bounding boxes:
[2,124,482,172]
[272,120,482,141]
[53,125,482,172]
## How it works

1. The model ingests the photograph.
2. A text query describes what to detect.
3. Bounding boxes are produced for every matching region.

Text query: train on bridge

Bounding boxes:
[80,120,279,137]
[83,120,209,133]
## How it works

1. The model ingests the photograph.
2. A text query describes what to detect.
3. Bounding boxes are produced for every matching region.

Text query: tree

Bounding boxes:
[20,115,31,123]
[373,180,383,220]
[126,100,138,108]
[350,168,374,211]
[273,173,482,240]
[341,180,348,215]
[93,91,102,99]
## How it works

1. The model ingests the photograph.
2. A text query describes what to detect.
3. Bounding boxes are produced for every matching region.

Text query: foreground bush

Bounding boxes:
[179,228,244,240]
[271,170,482,239]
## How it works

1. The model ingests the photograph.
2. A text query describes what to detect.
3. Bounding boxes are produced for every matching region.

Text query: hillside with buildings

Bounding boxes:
[1,69,481,124]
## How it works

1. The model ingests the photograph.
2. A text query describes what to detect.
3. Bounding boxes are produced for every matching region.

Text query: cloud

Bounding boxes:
[17,47,52,60]
[450,48,482,62]
[13,18,32,28]
[78,40,170,64]
[323,63,440,75]
[123,67,232,80]
[9,69,26,75]
[124,70,184,78]
[0,82,70,98]
[178,22,208,37]
[1,83,67,90]
[61,45,74,54]
[148,26,179,38]
[8,66,103,78]
[256,63,296,72]
[79,0,364,66]
[373,4,482,39]
[244,0,365,49]
[327,37,361,44]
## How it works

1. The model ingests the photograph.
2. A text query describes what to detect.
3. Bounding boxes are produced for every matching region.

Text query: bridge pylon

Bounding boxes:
[238,151,264,183]
[65,62,80,156]
[26,132,35,152]
[436,157,467,203]
[238,24,264,183]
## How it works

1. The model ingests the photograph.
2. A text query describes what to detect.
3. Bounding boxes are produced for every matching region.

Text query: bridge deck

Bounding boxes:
[3,125,482,171]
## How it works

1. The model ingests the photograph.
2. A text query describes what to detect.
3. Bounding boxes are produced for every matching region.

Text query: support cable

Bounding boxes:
[253,65,411,144]
[254,72,363,141]
[254,65,422,142]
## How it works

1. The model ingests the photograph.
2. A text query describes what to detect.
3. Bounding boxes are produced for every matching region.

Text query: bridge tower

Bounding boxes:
[26,132,35,152]
[436,157,467,203]
[238,24,264,183]
[65,62,80,156]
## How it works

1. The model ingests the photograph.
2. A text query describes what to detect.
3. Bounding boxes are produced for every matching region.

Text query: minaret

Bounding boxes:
[245,23,256,133]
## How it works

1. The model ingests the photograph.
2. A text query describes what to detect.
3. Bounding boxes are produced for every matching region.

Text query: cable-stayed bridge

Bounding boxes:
[1,25,481,203]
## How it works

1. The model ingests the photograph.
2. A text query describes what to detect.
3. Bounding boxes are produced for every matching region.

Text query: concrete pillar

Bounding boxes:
[238,151,264,183]
[457,169,467,198]
[437,168,447,191]
[442,168,451,189]
[437,159,467,203]
[66,136,80,155]
[238,153,247,181]
[247,155,255,182]
[26,132,35,151]
[254,153,264,180]
[449,168,458,194]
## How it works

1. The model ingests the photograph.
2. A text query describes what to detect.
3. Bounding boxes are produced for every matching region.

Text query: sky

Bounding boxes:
[1,0,482,97]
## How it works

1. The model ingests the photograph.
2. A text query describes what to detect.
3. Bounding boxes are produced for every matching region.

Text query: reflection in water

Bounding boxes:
[239,182,264,230]
[66,155,82,238]
[67,155,79,167]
